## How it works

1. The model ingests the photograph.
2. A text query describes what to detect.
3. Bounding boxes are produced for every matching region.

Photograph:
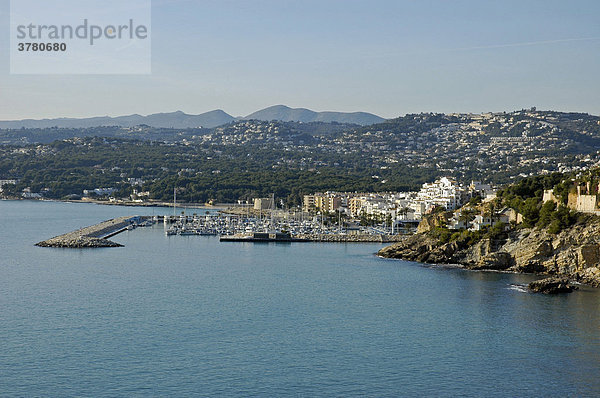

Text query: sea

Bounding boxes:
[1,200,600,397]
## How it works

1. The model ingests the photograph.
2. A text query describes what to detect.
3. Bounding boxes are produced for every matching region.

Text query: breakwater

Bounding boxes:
[36,216,139,248]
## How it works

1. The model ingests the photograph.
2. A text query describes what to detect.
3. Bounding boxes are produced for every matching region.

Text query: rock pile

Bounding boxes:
[36,236,123,248]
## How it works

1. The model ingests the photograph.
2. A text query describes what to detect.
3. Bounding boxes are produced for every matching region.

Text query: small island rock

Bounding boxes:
[528,277,577,294]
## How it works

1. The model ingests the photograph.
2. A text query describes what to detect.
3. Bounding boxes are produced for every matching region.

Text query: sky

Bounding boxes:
[0,0,599,120]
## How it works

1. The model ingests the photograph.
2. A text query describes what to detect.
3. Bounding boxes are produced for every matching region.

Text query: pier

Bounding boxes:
[36,216,141,248]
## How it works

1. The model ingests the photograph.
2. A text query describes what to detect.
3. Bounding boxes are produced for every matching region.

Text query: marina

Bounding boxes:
[154,210,406,243]
[35,209,406,248]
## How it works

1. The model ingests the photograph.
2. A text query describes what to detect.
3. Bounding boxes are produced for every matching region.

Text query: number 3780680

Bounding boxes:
[18,42,67,51]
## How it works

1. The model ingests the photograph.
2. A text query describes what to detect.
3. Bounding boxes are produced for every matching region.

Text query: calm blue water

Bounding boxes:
[1,200,600,397]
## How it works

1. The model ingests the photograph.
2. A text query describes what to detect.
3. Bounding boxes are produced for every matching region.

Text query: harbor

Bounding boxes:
[35,209,407,248]
[165,210,406,243]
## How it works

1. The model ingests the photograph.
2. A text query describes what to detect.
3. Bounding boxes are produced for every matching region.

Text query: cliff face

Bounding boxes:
[416,211,452,234]
[378,222,600,286]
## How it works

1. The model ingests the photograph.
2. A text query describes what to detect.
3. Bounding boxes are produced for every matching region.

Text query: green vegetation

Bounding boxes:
[492,171,590,234]
[2,109,600,212]
[433,222,507,246]
[495,173,578,233]
[497,173,564,203]
[0,137,436,205]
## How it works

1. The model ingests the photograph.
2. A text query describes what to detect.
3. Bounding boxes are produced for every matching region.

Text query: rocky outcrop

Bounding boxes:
[377,234,451,263]
[528,277,577,294]
[471,252,513,270]
[416,211,452,233]
[378,220,600,286]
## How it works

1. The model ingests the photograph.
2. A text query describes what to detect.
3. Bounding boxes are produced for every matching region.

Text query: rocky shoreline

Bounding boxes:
[378,222,600,289]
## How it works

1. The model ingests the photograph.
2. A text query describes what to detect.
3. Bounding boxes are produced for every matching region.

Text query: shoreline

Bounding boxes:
[377,227,600,288]
[377,248,591,294]
[1,197,227,210]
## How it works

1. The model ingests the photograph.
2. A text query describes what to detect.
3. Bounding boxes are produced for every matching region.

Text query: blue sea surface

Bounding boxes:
[1,200,600,397]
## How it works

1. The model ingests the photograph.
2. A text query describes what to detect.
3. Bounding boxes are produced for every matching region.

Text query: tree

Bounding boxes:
[0,183,18,197]
[520,197,540,228]
[548,205,574,234]
[459,208,477,224]
[468,195,482,206]
[537,201,556,228]
[385,214,393,228]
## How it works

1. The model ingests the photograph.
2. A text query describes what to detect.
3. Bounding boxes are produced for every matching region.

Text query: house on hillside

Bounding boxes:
[469,215,493,231]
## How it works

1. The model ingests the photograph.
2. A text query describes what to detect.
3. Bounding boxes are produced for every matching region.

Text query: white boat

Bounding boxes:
[165,227,178,236]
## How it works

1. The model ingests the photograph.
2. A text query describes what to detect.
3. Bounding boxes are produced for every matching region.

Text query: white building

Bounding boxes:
[302,176,488,225]
[469,181,496,199]
[83,188,117,196]
[469,215,493,231]
[417,177,466,211]
[0,179,18,192]
[254,197,275,210]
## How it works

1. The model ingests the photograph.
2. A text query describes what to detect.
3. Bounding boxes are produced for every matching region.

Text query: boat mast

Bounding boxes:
[271,192,275,232]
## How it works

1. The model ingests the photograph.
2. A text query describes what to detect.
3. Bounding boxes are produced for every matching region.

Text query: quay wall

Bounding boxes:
[295,234,404,243]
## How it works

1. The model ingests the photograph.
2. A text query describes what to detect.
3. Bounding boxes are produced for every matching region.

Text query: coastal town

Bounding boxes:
[3,109,600,242]
[3,174,496,235]
[2,109,600,207]
[4,1,600,396]
[6,165,600,239]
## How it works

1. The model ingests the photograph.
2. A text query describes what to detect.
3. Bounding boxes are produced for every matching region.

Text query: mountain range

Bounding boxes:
[0,105,385,129]
[243,105,385,125]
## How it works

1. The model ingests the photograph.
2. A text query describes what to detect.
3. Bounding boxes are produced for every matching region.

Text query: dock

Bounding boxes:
[220,232,404,243]
[294,234,404,243]
[220,232,302,242]
[36,216,140,248]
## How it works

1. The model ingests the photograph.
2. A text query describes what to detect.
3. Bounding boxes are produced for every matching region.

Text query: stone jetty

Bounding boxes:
[36,216,137,248]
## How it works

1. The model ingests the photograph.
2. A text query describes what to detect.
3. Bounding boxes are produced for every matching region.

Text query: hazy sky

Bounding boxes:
[1,0,599,120]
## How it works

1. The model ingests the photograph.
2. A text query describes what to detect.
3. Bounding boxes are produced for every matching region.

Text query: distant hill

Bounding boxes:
[0,110,235,129]
[0,105,386,129]
[244,105,386,125]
